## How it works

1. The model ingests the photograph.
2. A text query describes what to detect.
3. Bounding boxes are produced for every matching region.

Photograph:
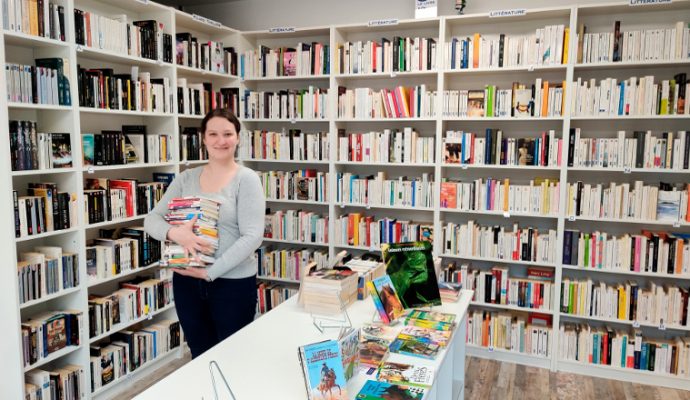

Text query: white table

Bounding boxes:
[135,290,473,400]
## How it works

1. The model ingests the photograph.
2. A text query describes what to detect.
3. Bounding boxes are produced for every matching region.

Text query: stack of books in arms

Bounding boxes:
[161,197,220,268]
[300,267,358,315]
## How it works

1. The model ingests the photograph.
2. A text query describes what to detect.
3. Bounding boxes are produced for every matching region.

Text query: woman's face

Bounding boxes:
[203,116,238,162]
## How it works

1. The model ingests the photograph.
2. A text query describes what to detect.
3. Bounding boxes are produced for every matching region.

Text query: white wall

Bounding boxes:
[184,0,603,31]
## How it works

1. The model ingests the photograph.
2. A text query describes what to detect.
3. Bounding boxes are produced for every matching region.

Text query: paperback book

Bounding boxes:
[405,309,456,331]
[368,275,405,324]
[338,327,360,381]
[355,380,426,399]
[298,340,348,400]
[397,325,453,347]
[160,196,220,268]
[377,361,435,388]
[382,241,441,309]
[388,336,441,360]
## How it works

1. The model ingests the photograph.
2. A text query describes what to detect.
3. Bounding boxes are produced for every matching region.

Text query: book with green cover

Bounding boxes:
[381,241,441,309]
[377,361,435,388]
[389,336,441,360]
[355,380,426,400]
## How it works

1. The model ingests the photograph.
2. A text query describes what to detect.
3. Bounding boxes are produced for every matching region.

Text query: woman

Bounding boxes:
[144,109,265,358]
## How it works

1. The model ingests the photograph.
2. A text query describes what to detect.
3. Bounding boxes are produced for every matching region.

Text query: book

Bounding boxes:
[298,340,348,400]
[370,275,405,322]
[377,361,435,388]
[382,241,441,309]
[50,133,72,168]
[338,328,359,381]
[360,323,399,342]
[358,337,390,368]
[82,134,94,166]
[657,190,681,222]
[467,90,485,117]
[355,380,426,399]
[388,336,441,360]
[397,325,453,347]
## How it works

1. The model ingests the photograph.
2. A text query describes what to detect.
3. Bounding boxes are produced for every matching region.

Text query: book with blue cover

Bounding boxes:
[298,339,348,400]
[355,380,426,399]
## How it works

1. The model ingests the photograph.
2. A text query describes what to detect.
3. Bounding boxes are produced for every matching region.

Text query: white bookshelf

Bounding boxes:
[3,0,690,397]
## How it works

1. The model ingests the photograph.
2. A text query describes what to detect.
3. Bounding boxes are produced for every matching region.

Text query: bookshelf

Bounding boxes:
[2,0,690,397]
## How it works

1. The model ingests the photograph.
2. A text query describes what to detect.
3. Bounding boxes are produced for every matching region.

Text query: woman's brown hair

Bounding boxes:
[200,108,241,135]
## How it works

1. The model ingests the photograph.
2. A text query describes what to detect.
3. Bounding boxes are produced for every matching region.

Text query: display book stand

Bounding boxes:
[0,1,240,399]
[245,0,690,392]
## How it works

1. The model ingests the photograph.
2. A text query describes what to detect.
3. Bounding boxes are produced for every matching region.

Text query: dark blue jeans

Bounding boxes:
[172,273,257,358]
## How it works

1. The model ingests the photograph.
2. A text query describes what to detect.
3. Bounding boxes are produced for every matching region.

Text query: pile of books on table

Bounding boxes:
[300,267,358,315]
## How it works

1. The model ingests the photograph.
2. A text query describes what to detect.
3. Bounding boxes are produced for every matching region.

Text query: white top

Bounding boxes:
[135,291,473,399]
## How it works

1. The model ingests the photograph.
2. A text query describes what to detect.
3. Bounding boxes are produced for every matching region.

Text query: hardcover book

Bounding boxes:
[298,339,348,400]
[382,241,441,309]
[355,380,426,400]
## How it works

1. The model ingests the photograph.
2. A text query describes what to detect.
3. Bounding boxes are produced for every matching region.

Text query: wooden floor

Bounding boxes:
[121,354,690,399]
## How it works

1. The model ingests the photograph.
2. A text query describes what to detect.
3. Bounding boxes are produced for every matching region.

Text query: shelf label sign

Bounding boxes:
[415,0,437,19]
[269,26,296,33]
[629,0,672,6]
[490,9,527,18]
[368,19,399,27]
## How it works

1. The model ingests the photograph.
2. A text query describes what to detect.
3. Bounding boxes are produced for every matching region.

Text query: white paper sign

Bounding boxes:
[489,9,528,18]
[415,0,437,19]
[629,0,672,6]
[368,19,399,27]
[269,27,296,33]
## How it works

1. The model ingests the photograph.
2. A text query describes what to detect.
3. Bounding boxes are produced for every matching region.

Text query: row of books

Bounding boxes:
[439,178,560,215]
[561,279,690,328]
[578,21,690,64]
[337,128,435,164]
[83,176,170,224]
[86,227,162,280]
[241,87,328,120]
[464,266,554,311]
[571,74,688,117]
[258,169,328,203]
[77,66,172,113]
[337,85,436,119]
[336,172,434,208]
[334,214,433,248]
[241,42,329,78]
[443,221,558,263]
[176,34,237,74]
[161,196,221,268]
[9,120,72,171]
[443,80,565,118]
[565,181,689,222]
[21,310,82,367]
[568,129,690,170]
[176,79,239,116]
[14,189,76,238]
[17,247,79,305]
[562,229,690,275]
[263,209,328,244]
[179,127,207,161]
[467,311,552,357]
[25,364,84,400]
[89,319,181,391]
[256,283,297,315]
[445,24,568,69]
[238,129,328,161]
[83,129,174,166]
[75,11,172,63]
[256,246,329,281]
[3,0,65,41]
[443,129,561,167]
[88,274,173,338]
[559,324,690,377]
[6,61,70,105]
[334,36,438,75]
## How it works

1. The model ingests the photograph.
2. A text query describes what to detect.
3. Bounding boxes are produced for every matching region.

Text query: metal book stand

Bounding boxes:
[208,360,237,400]
[310,289,352,333]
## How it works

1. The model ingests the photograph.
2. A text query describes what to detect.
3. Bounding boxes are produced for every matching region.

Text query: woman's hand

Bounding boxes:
[167,215,214,261]
[172,267,210,281]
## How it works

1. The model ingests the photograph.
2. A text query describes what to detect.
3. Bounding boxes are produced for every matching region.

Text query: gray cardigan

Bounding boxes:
[144,165,265,281]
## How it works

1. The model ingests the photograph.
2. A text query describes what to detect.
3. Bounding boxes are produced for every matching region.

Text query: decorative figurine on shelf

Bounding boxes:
[455,0,466,15]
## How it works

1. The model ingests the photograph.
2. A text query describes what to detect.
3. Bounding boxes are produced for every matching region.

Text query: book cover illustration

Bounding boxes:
[50,133,72,168]
[377,361,435,388]
[405,309,456,331]
[82,134,94,166]
[443,137,462,164]
[358,337,390,367]
[657,190,681,221]
[514,88,532,117]
[467,90,485,117]
[338,328,360,381]
[382,241,441,309]
[361,323,399,342]
[388,336,441,360]
[397,325,452,347]
[367,280,391,324]
[371,275,405,322]
[298,340,348,400]
[355,379,426,400]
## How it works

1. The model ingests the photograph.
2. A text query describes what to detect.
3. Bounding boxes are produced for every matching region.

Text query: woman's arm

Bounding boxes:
[206,171,266,281]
